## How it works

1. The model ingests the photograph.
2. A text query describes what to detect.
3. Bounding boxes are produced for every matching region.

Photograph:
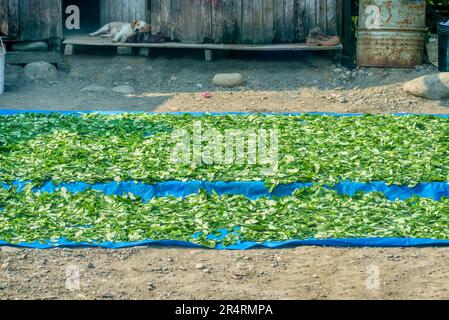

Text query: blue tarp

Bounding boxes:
[2,238,449,250]
[1,109,449,249]
[1,109,449,117]
[3,180,449,201]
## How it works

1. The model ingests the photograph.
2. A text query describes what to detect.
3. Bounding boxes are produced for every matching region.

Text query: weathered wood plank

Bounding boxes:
[201,0,213,43]
[64,34,343,51]
[252,0,264,44]
[241,0,253,43]
[151,0,162,33]
[274,0,295,43]
[0,0,9,36]
[326,0,337,35]
[103,0,110,23]
[295,0,307,40]
[316,0,326,30]
[262,0,274,43]
[99,0,105,25]
[305,0,316,37]
[6,51,64,64]
[8,0,20,38]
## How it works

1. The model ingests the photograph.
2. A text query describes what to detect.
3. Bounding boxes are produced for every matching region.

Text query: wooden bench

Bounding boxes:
[63,35,343,61]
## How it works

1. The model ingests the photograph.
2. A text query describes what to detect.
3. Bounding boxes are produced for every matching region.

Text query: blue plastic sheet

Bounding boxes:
[2,238,449,250]
[3,180,449,201]
[0,109,449,117]
[1,109,449,249]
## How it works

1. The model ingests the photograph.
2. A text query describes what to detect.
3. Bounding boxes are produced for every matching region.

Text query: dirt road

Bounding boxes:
[0,51,448,300]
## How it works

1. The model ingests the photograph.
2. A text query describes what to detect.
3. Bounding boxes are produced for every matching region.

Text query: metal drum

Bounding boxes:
[357,0,427,68]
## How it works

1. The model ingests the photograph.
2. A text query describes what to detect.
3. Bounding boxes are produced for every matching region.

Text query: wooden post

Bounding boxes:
[117,46,133,55]
[64,44,74,56]
[139,48,151,57]
[204,49,213,61]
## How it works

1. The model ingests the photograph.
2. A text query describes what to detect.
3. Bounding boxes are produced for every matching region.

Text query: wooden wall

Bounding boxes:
[0,0,343,44]
[0,0,62,40]
[99,0,149,25]
[150,0,343,44]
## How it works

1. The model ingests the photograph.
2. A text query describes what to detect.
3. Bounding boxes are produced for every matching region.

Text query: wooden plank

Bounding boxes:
[262,0,274,43]
[164,0,181,40]
[211,0,223,43]
[39,0,52,40]
[6,51,64,64]
[201,0,213,43]
[273,0,282,42]
[64,34,343,51]
[151,0,162,33]
[19,0,31,40]
[316,0,326,30]
[189,0,202,43]
[103,0,110,23]
[0,0,8,36]
[305,0,317,36]
[252,0,264,44]
[50,0,62,39]
[8,0,20,38]
[274,0,295,43]
[100,0,105,25]
[283,0,295,42]
[122,0,130,23]
[241,0,253,43]
[295,0,307,40]
[116,0,124,21]
[326,0,337,35]
[212,0,242,44]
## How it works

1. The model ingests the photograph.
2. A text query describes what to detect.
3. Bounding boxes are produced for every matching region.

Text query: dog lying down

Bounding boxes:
[89,20,150,43]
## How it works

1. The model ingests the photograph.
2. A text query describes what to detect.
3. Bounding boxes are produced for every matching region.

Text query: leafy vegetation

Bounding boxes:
[0,113,448,187]
[1,185,449,247]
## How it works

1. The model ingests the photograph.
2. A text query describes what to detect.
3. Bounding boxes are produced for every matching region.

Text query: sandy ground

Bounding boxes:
[1,50,449,300]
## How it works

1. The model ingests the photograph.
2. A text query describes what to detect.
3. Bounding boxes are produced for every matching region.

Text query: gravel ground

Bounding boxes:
[0,50,449,300]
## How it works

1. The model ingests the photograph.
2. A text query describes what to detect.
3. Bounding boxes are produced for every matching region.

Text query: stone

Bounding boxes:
[147,282,156,291]
[212,73,244,88]
[23,62,58,81]
[112,85,136,95]
[195,263,207,270]
[403,73,449,100]
[81,84,108,92]
[12,41,48,52]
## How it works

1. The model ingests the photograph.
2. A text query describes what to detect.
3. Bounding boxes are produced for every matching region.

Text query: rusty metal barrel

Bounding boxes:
[357,0,427,68]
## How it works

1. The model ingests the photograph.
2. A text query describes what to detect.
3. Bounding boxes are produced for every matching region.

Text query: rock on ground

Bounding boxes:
[12,41,49,52]
[404,73,449,100]
[113,85,136,95]
[23,62,57,81]
[81,84,108,92]
[212,73,244,88]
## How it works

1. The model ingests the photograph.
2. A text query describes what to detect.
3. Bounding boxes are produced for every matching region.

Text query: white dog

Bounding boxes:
[89,20,149,43]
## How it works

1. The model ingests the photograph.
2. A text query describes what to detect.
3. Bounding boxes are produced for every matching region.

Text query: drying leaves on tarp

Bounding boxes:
[1,185,449,247]
[0,113,448,187]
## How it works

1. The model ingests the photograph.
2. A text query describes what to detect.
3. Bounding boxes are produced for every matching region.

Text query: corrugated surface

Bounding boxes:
[357,0,427,67]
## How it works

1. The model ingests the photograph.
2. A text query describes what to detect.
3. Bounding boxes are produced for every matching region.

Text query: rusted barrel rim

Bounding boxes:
[358,28,427,33]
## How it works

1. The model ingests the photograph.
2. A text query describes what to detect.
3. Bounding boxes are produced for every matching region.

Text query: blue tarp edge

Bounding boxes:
[0,109,448,117]
[1,238,449,250]
[3,180,449,201]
